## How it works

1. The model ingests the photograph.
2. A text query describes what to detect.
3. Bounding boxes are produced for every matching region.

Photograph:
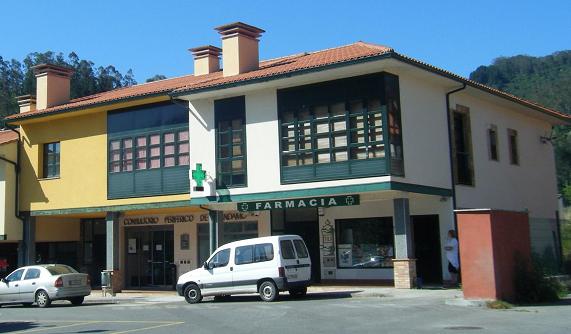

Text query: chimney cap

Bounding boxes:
[215,22,265,38]
[32,63,74,77]
[16,95,36,105]
[189,45,222,57]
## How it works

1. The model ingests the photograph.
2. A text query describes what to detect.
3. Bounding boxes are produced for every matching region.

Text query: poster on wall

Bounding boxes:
[337,244,352,267]
[128,238,137,254]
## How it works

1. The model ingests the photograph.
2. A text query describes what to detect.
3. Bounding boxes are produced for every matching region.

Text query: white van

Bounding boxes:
[176,235,311,303]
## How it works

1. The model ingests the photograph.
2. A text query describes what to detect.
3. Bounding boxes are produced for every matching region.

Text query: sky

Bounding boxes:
[1,0,569,83]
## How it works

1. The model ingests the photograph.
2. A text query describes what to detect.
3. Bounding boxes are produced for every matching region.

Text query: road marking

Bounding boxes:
[9,321,97,333]
[110,321,184,334]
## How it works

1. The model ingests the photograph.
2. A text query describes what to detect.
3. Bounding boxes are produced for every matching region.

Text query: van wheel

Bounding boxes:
[259,281,278,302]
[289,287,307,298]
[184,284,202,304]
[35,290,51,308]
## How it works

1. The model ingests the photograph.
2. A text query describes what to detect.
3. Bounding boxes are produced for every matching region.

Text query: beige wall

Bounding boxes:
[0,141,21,240]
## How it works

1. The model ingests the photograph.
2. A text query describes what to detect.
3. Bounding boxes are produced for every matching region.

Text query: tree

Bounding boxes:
[146,74,167,83]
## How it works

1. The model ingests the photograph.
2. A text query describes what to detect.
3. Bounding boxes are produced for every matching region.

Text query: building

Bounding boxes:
[4,22,568,289]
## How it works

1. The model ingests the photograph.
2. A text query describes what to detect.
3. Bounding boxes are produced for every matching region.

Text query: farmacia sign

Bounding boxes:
[237,195,360,212]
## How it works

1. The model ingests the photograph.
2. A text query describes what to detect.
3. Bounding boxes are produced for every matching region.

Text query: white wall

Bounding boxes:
[452,93,559,220]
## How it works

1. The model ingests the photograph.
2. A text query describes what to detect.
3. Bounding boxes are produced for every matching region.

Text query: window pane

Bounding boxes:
[336,218,394,268]
[136,147,146,159]
[351,147,367,160]
[123,138,132,149]
[150,134,160,145]
[333,135,347,148]
[110,140,120,150]
[111,162,121,172]
[164,157,175,167]
[124,148,133,160]
[219,146,230,158]
[254,243,274,262]
[150,147,160,157]
[314,105,328,119]
[349,100,364,114]
[368,99,381,112]
[164,144,175,155]
[111,152,120,162]
[178,154,190,166]
[280,240,296,259]
[232,131,242,144]
[232,160,243,171]
[299,153,313,165]
[150,158,160,169]
[164,132,175,143]
[136,136,146,147]
[317,151,330,163]
[331,102,345,117]
[178,143,189,154]
[293,240,309,258]
[334,150,348,162]
[316,137,329,149]
[123,160,133,172]
[283,154,297,167]
[231,119,242,130]
[136,159,147,170]
[232,145,242,156]
[178,131,189,141]
[235,245,254,265]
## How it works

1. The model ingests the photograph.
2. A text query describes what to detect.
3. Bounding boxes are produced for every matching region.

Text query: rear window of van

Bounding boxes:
[280,240,296,259]
[293,240,309,258]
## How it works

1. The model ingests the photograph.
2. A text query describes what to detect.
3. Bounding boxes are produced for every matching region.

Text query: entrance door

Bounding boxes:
[126,227,174,289]
[412,215,442,285]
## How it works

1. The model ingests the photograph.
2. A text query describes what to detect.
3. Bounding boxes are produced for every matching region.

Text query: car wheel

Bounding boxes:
[184,284,202,304]
[259,281,278,302]
[289,287,307,298]
[70,297,84,306]
[35,290,51,308]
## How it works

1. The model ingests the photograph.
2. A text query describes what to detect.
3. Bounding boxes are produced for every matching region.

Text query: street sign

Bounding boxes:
[237,194,360,212]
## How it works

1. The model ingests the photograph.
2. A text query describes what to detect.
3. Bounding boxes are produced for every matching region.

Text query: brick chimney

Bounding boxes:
[215,22,264,77]
[16,95,36,113]
[32,64,74,110]
[190,45,222,76]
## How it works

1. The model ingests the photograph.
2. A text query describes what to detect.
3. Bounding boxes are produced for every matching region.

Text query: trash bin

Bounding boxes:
[101,270,114,296]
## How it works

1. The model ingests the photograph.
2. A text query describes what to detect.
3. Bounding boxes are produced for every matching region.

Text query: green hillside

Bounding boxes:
[469,51,571,200]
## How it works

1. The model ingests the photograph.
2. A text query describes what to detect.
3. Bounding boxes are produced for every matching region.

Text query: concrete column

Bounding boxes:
[106,212,121,292]
[393,198,413,259]
[392,198,416,289]
[208,210,218,255]
[18,214,36,266]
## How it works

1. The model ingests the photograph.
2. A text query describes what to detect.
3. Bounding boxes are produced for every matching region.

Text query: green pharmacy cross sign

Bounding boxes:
[192,163,206,191]
[237,195,360,212]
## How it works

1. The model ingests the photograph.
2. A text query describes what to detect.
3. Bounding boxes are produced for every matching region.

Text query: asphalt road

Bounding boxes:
[1,291,570,334]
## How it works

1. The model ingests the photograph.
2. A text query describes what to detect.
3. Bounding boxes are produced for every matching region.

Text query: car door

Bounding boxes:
[202,248,233,295]
[0,268,25,303]
[19,268,42,302]
[292,239,312,283]
[279,239,302,282]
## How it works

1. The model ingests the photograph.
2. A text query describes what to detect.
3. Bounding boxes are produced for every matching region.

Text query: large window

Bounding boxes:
[215,96,247,188]
[452,105,474,186]
[107,101,189,199]
[42,142,60,178]
[278,73,404,183]
[336,217,394,269]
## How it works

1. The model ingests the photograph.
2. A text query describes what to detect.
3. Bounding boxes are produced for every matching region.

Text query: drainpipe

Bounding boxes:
[1,125,25,222]
[445,84,466,219]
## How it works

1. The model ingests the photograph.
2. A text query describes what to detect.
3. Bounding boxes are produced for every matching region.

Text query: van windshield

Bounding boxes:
[293,240,309,258]
[280,240,296,259]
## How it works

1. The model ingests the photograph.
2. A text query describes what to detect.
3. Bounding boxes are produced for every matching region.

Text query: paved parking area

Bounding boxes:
[1,288,570,334]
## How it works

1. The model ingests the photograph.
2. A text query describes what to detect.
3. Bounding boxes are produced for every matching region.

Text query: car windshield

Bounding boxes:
[44,265,77,275]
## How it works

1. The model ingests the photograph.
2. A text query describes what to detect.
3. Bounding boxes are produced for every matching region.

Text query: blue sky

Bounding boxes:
[1,0,569,82]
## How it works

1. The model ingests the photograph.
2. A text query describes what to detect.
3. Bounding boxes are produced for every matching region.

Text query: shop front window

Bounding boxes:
[335,217,394,268]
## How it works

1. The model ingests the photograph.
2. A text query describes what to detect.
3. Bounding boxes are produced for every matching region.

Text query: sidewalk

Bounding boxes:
[84,285,462,304]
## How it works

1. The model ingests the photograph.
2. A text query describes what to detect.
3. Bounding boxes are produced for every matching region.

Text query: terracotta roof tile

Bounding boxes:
[0,129,19,145]
[5,41,568,122]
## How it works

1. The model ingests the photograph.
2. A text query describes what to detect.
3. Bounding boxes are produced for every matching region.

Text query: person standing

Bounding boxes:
[444,229,460,287]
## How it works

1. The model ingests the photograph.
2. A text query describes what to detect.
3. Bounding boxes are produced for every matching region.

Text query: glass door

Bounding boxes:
[126,227,173,288]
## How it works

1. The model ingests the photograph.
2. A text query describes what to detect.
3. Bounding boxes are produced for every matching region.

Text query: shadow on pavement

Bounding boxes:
[0,321,41,333]
[518,296,571,308]
[204,291,362,303]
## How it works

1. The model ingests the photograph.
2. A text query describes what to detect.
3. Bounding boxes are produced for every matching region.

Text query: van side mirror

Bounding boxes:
[203,262,208,270]
[0,277,7,284]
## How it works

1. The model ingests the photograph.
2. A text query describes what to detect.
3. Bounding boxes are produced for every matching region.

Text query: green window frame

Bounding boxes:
[108,128,189,173]
[215,96,247,188]
[281,99,385,167]
[43,142,60,178]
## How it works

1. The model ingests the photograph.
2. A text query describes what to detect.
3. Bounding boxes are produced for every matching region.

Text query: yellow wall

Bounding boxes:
[35,216,80,242]
[0,141,22,240]
[18,96,189,213]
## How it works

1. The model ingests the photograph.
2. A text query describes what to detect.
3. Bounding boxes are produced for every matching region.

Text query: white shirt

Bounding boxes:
[445,237,459,269]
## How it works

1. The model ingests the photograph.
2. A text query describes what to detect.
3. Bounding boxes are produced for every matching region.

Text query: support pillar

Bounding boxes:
[209,210,219,255]
[392,198,416,289]
[18,214,35,266]
[106,212,121,292]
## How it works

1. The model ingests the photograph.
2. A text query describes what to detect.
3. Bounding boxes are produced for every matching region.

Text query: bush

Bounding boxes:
[513,254,566,303]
